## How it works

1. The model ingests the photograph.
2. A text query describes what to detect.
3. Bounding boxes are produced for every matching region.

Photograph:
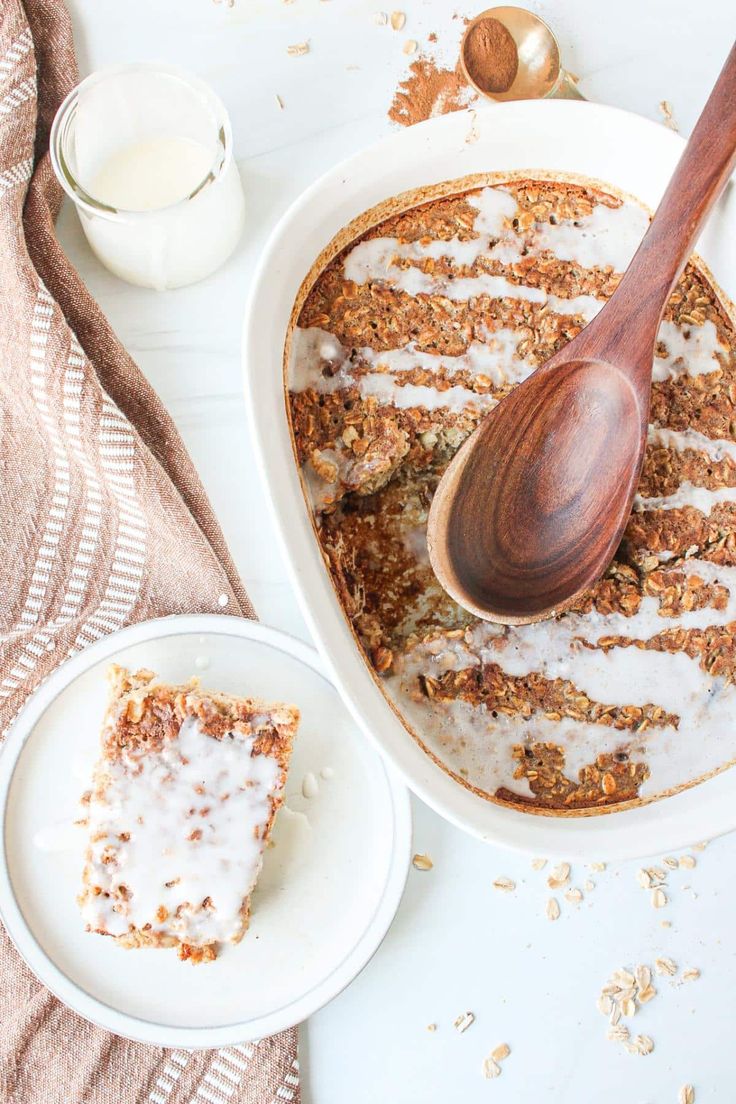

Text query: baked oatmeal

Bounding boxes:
[79,665,298,961]
[286,174,736,813]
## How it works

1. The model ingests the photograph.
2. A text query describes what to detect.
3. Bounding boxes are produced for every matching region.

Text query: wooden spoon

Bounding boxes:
[427,42,736,625]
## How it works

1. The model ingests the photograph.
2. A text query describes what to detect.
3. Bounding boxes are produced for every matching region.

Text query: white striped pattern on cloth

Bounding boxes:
[188,1046,253,1104]
[0,288,147,698]
[0,26,32,85]
[0,75,35,115]
[69,396,147,647]
[0,285,65,697]
[147,1049,190,1104]
[60,334,105,654]
[0,155,32,196]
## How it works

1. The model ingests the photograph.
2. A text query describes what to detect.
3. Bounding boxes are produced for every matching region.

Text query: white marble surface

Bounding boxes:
[59,2,734,1100]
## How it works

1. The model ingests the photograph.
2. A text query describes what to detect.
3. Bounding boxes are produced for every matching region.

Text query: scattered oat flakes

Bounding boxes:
[482,1056,501,1079]
[659,99,679,131]
[546,898,560,921]
[663,855,678,869]
[655,956,677,976]
[679,1086,695,1104]
[638,986,656,1004]
[547,862,570,889]
[374,10,388,24]
[642,865,668,887]
[275,94,284,110]
[626,1034,654,1056]
[584,880,595,892]
[661,920,672,929]
[412,853,433,871]
[693,841,709,851]
[635,965,651,990]
[589,861,606,872]
[531,857,547,871]
[679,854,696,869]
[390,10,406,30]
[621,997,636,1019]
[286,41,310,56]
[565,888,583,904]
[492,876,515,892]
[454,1011,475,1033]
[427,1023,437,1032]
[491,1043,510,1062]
[597,995,612,1016]
[682,968,700,982]
[465,110,479,145]
[651,887,667,909]
[608,1024,630,1042]
[403,39,418,54]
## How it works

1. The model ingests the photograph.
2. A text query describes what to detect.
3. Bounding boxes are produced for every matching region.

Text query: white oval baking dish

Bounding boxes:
[243,100,736,860]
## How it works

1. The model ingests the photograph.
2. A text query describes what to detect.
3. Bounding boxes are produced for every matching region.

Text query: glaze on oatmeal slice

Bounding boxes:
[79,665,298,963]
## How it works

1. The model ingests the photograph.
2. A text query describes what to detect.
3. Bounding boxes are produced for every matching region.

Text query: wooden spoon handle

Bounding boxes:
[596,41,736,373]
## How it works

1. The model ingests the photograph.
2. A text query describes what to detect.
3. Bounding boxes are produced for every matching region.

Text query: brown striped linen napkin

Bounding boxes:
[0,1,300,1101]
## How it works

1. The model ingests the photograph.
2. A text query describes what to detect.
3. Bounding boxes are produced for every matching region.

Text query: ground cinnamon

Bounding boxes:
[388,57,476,127]
[462,16,518,95]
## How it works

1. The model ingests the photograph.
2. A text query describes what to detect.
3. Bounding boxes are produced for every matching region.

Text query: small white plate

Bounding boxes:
[0,615,411,1047]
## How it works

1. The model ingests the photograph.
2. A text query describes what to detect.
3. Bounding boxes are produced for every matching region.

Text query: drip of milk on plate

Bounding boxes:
[301,771,320,799]
[33,821,84,853]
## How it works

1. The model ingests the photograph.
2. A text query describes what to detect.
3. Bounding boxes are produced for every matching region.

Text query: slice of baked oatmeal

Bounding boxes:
[78,664,298,963]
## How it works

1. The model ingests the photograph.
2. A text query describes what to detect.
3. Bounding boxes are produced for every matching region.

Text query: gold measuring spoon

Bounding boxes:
[460,6,585,101]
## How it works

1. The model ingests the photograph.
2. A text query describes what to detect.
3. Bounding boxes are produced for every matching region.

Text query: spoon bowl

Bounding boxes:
[459,6,585,102]
[427,357,646,623]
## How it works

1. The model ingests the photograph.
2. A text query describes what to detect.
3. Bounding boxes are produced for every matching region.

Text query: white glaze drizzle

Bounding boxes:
[506,199,650,272]
[652,319,726,382]
[648,424,736,465]
[547,293,604,321]
[363,327,532,385]
[358,373,495,413]
[634,482,736,515]
[288,327,527,409]
[81,716,282,946]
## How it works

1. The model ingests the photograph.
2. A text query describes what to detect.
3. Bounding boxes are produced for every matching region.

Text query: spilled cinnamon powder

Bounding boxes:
[388,57,476,127]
